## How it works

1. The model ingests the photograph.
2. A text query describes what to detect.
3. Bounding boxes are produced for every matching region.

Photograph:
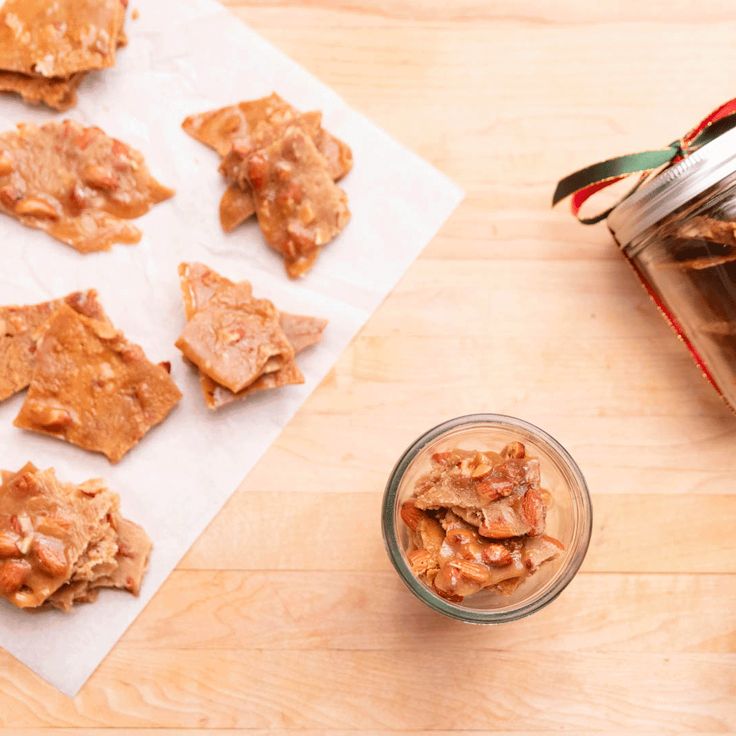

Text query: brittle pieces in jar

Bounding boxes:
[0,120,174,253]
[0,465,152,611]
[414,447,542,538]
[402,443,564,602]
[656,236,736,272]
[0,290,106,402]
[675,215,736,248]
[247,128,351,278]
[14,304,182,463]
[400,500,444,584]
[177,262,326,409]
[402,504,526,602]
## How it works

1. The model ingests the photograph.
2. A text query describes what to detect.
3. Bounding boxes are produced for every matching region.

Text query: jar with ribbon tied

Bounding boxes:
[553,99,736,413]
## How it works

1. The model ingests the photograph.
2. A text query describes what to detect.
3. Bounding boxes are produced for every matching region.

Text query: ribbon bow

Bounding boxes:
[552,98,736,224]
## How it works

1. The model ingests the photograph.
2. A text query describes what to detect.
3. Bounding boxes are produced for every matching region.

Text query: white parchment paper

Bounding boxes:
[0,0,462,695]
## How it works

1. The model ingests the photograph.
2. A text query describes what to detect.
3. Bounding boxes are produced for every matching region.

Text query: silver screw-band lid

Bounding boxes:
[608,126,736,251]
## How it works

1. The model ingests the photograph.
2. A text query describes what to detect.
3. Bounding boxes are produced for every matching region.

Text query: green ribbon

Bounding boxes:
[552,110,736,224]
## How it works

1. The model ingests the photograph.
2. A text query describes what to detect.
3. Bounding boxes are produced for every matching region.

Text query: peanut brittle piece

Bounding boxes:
[178,262,327,351]
[0,28,126,111]
[178,261,237,320]
[216,111,353,232]
[48,515,152,610]
[0,0,126,78]
[0,290,105,402]
[276,311,328,355]
[218,109,352,186]
[247,128,351,278]
[400,500,445,584]
[183,96,352,234]
[46,508,120,611]
[311,123,354,182]
[99,517,152,595]
[0,464,118,609]
[0,120,174,253]
[202,355,304,409]
[215,113,317,233]
[182,93,298,157]
[0,70,84,111]
[14,305,182,462]
[177,262,326,408]
[414,450,540,508]
[219,182,256,233]
[175,282,295,394]
[219,111,322,183]
[184,95,353,180]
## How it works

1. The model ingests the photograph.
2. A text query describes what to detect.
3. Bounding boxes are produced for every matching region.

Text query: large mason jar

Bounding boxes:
[608,127,736,411]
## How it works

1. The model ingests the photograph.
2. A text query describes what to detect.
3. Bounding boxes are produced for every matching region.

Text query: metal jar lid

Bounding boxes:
[608,125,736,252]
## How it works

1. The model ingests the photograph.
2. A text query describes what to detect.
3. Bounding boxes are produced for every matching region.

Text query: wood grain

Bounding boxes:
[121,571,736,653]
[1,649,734,730]
[2,0,736,731]
[181,491,736,573]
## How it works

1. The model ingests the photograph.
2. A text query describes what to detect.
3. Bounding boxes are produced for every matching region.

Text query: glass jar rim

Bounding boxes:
[608,126,736,251]
[381,413,593,624]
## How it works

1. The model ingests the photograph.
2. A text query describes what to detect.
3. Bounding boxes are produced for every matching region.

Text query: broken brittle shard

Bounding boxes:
[0,71,85,112]
[0,120,174,252]
[246,128,351,278]
[182,92,353,256]
[0,464,151,612]
[0,0,128,110]
[182,93,299,158]
[177,262,327,409]
[0,290,106,402]
[176,282,297,394]
[14,304,182,463]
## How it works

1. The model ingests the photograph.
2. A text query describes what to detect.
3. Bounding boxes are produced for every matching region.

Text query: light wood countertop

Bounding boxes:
[2,0,735,731]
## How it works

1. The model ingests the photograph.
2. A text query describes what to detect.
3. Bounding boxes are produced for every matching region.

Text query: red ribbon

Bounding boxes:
[557,97,736,222]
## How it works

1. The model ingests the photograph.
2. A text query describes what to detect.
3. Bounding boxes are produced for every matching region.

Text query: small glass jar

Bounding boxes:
[608,127,736,411]
[381,414,592,623]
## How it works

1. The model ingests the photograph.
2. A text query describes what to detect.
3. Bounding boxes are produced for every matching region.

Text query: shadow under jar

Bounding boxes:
[382,414,592,623]
[608,126,736,412]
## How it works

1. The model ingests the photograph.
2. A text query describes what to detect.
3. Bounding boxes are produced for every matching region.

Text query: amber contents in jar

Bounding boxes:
[400,443,564,604]
[625,183,736,409]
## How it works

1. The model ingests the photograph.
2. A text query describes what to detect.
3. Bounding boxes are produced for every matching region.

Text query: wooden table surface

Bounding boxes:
[2,0,736,732]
